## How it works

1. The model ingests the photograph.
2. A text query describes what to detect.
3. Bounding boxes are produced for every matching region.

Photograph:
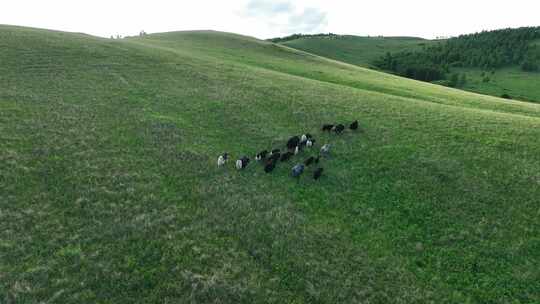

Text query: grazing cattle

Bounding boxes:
[305,133,312,139]
[322,124,334,131]
[306,139,315,147]
[291,164,305,178]
[268,152,281,162]
[301,134,308,142]
[304,156,315,166]
[335,124,345,134]
[270,149,280,156]
[320,144,331,156]
[287,136,300,150]
[280,151,294,162]
[294,146,301,155]
[242,157,250,168]
[350,120,359,130]
[264,161,276,173]
[255,150,268,161]
[236,156,250,170]
[313,167,324,180]
[217,153,228,167]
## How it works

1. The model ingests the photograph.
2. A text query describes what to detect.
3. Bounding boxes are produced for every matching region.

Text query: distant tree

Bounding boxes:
[501,93,512,99]
[521,58,539,71]
[267,33,339,43]
[373,26,540,83]
[442,63,450,73]
[458,73,467,87]
[449,73,459,87]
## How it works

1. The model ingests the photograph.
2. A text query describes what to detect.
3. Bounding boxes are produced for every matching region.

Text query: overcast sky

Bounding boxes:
[1,0,539,39]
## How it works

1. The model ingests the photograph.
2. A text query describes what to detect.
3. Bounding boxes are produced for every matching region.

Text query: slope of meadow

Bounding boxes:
[281,35,431,68]
[281,34,540,103]
[455,66,540,103]
[1,25,540,303]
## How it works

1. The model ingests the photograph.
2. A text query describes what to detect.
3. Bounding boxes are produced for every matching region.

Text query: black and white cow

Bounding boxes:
[255,150,268,161]
[217,153,228,167]
[236,156,250,170]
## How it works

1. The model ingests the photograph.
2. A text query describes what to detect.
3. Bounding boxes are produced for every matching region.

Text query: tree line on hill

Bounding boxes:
[373,27,540,85]
[268,33,339,43]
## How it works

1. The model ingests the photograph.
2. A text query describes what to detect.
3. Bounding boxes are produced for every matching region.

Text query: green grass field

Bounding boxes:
[281,35,540,103]
[456,67,540,103]
[1,25,540,303]
[282,35,432,68]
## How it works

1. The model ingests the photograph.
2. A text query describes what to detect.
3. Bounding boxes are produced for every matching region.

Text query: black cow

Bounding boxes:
[287,136,300,150]
[350,120,358,130]
[313,167,324,180]
[322,124,334,131]
[334,124,345,134]
[264,161,276,173]
[280,151,294,162]
[268,152,281,163]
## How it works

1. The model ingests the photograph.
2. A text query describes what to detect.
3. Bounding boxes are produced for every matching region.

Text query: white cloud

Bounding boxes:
[241,0,328,35]
[0,0,538,39]
[287,7,328,34]
[244,0,294,16]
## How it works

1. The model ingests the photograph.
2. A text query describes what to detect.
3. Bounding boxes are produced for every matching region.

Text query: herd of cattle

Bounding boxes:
[217,120,360,180]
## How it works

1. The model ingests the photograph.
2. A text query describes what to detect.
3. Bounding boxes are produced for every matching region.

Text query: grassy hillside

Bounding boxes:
[457,39,540,102]
[1,25,540,303]
[280,34,540,103]
[282,35,431,67]
[456,67,540,102]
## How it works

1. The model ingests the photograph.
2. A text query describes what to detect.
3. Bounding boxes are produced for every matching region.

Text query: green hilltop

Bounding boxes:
[280,34,433,68]
[280,29,540,103]
[1,25,540,303]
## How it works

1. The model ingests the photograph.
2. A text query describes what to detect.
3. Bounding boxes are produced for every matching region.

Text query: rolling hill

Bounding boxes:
[280,33,540,103]
[281,35,433,68]
[1,25,540,303]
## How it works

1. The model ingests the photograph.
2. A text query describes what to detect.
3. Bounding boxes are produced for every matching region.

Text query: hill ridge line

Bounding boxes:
[124,38,540,121]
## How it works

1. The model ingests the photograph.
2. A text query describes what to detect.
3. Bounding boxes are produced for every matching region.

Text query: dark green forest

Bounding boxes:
[374,27,540,84]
